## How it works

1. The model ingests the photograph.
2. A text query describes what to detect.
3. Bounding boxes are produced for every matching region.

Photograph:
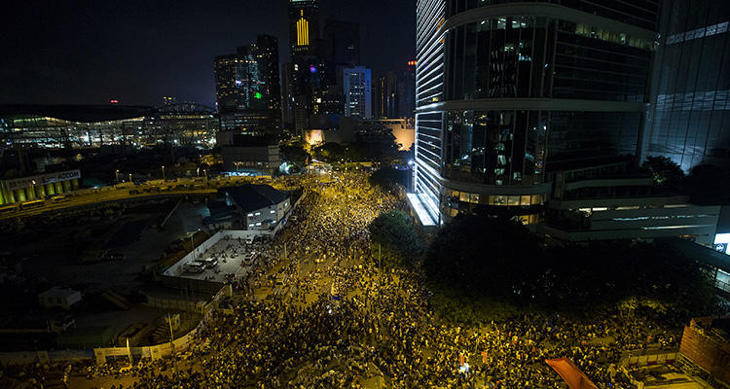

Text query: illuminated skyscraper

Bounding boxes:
[287,0,321,130]
[411,0,659,226]
[341,66,372,119]
[288,0,319,57]
[214,35,281,136]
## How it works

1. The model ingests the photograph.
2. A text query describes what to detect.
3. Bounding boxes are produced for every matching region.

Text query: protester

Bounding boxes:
[31,170,682,389]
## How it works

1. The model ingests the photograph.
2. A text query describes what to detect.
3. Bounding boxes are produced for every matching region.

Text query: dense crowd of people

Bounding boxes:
[6,170,691,388]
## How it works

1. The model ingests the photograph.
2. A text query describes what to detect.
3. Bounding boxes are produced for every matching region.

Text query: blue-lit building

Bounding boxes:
[214,35,281,137]
[640,0,730,172]
[410,0,659,227]
[341,66,372,119]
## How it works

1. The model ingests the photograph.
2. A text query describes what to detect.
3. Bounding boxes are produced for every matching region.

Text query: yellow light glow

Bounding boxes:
[297,11,309,46]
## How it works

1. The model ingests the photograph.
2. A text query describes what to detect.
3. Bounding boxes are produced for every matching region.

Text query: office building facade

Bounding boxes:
[640,0,730,172]
[341,66,372,119]
[214,35,281,137]
[372,64,417,120]
[410,0,659,226]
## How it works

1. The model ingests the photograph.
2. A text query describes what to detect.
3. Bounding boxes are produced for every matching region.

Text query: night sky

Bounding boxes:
[0,0,416,108]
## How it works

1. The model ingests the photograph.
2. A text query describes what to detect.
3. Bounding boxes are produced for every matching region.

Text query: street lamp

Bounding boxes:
[115,169,120,183]
[161,166,166,181]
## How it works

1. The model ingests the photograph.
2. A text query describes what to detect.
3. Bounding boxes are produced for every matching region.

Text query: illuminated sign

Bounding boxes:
[254,92,263,99]
[4,170,82,191]
[297,10,310,46]
[109,99,119,104]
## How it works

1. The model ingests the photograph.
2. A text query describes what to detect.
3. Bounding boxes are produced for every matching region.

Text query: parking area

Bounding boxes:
[175,235,274,283]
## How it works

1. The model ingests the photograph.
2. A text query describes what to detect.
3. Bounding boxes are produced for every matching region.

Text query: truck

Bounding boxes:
[195,257,218,269]
[183,262,205,274]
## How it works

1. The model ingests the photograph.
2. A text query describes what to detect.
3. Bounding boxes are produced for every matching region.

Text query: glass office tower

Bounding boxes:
[412,0,659,226]
[640,0,730,172]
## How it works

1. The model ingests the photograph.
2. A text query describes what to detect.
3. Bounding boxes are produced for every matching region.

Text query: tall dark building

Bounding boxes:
[372,72,398,119]
[410,0,659,226]
[372,64,417,119]
[288,0,320,57]
[214,35,281,137]
[323,19,361,67]
[640,0,730,172]
[253,35,282,129]
[287,0,322,130]
[214,54,247,113]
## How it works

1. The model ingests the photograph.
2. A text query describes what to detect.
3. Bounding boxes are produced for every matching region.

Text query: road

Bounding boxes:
[0,175,292,221]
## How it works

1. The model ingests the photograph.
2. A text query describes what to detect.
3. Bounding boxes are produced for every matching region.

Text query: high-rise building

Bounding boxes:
[289,0,320,57]
[372,64,416,120]
[281,62,295,128]
[398,62,417,118]
[341,66,372,119]
[287,0,321,131]
[410,0,659,226]
[640,0,730,172]
[253,35,282,129]
[213,54,248,113]
[323,19,361,67]
[214,35,281,137]
[372,72,398,119]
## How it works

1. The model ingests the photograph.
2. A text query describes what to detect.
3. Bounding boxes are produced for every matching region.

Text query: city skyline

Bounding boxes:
[0,0,416,108]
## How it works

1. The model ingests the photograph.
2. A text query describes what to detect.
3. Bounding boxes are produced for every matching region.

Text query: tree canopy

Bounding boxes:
[424,214,718,316]
[642,156,684,190]
[369,210,423,268]
[280,142,310,169]
[369,167,409,191]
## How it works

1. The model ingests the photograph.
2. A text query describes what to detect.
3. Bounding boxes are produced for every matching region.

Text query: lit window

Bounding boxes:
[255,212,261,216]
[256,222,262,226]
[247,213,254,217]
[270,210,276,214]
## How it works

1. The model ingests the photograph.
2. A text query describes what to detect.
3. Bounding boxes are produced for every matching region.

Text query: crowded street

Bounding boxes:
[16,171,687,388]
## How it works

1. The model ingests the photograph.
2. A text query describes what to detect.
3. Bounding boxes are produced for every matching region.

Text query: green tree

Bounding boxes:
[369,167,408,191]
[280,142,310,169]
[425,215,544,300]
[642,156,684,190]
[369,210,423,268]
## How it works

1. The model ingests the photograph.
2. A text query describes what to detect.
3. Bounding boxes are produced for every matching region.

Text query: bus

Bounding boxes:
[0,204,19,214]
[20,200,45,210]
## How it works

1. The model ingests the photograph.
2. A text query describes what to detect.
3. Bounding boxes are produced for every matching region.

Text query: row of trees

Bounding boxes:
[423,214,719,319]
[642,156,730,204]
[367,209,720,322]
